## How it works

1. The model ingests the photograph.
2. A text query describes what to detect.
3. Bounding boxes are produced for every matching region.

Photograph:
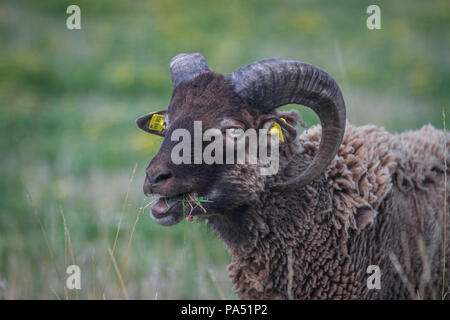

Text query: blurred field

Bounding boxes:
[0,0,449,299]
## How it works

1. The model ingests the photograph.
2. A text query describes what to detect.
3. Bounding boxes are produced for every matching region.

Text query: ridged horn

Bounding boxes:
[170,53,210,88]
[225,58,346,189]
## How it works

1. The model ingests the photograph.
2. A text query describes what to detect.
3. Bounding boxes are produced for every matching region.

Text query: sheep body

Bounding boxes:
[209,122,450,299]
[138,60,449,299]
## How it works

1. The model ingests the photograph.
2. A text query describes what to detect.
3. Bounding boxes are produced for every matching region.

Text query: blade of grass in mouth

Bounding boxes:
[163,198,170,214]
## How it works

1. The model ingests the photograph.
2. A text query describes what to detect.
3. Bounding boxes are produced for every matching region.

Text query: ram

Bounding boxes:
[136,53,449,299]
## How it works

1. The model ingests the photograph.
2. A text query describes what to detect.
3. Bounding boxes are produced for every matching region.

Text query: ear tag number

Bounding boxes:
[269,119,286,142]
[149,114,166,131]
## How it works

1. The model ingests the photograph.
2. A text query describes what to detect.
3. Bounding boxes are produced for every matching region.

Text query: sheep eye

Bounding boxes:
[227,127,244,138]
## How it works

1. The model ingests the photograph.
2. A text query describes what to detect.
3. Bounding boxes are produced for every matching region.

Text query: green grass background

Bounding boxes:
[0,0,449,299]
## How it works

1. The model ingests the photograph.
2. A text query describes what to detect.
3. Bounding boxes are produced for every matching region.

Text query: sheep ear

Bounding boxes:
[136,110,167,137]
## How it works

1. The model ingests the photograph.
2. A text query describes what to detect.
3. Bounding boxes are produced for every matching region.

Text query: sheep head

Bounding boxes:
[136,53,346,227]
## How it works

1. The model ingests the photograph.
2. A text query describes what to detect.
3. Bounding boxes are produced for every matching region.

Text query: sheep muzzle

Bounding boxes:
[149,196,184,226]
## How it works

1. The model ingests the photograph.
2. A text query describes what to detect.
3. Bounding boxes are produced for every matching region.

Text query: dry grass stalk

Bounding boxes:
[108,248,129,300]
[26,188,67,299]
[101,163,137,298]
[60,206,79,299]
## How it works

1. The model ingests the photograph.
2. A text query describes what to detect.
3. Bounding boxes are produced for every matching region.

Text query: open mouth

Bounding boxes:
[149,193,211,226]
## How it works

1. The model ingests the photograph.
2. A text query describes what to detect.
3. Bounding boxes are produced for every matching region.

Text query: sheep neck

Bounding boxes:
[206,147,355,298]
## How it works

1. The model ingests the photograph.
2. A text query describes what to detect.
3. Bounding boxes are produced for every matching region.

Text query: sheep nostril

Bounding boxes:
[143,180,153,197]
[151,170,173,185]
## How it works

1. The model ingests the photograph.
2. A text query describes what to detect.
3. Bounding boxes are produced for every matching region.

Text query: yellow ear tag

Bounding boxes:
[269,120,285,142]
[149,114,166,131]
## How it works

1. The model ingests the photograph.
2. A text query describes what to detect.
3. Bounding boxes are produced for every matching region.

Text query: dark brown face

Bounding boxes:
[136,72,296,226]
[136,53,346,229]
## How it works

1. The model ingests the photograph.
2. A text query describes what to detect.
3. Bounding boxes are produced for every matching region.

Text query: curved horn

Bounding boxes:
[225,58,346,189]
[170,53,210,88]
